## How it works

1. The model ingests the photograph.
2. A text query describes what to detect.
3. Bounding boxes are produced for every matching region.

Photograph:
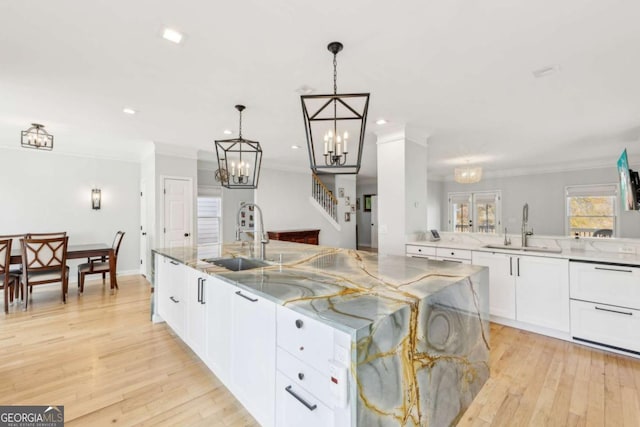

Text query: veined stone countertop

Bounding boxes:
[407,236,640,266]
[153,241,490,426]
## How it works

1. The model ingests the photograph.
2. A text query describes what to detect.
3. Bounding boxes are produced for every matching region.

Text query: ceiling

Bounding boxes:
[2,0,640,180]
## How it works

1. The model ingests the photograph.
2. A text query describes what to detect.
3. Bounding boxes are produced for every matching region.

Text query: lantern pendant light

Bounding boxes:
[21,123,54,150]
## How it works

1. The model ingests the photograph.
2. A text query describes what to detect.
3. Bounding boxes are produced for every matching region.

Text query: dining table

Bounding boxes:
[10,243,118,290]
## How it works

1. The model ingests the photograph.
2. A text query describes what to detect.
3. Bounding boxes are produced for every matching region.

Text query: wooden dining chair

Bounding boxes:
[26,232,67,239]
[0,234,26,300]
[77,231,125,293]
[0,238,18,314]
[20,236,69,310]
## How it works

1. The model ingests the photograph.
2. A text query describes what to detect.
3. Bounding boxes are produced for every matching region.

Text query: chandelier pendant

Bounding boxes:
[21,123,54,150]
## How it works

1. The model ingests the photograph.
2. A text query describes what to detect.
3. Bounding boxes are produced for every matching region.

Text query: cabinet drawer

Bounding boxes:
[277,347,333,408]
[276,372,333,427]
[436,247,472,260]
[570,299,640,353]
[569,262,640,310]
[406,245,436,256]
[277,306,334,374]
[437,257,472,265]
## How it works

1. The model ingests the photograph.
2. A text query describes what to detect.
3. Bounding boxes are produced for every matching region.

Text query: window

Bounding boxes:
[197,196,222,244]
[448,191,501,233]
[566,184,617,237]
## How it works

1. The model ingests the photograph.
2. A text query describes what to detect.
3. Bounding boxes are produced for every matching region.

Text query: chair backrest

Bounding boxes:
[21,236,69,274]
[112,231,125,257]
[593,229,613,238]
[0,238,11,278]
[0,234,24,260]
[26,232,67,239]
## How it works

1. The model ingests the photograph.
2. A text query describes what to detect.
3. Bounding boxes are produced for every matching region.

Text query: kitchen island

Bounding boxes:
[152,241,489,426]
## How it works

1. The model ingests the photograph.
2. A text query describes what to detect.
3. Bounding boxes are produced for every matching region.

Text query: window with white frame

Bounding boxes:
[565,184,617,237]
[197,196,222,244]
[448,191,501,233]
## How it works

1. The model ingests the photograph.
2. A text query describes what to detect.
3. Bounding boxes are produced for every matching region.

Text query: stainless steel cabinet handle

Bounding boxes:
[200,278,206,304]
[517,257,520,277]
[595,267,633,273]
[169,296,179,303]
[509,257,513,276]
[285,385,317,411]
[595,306,633,316]
[235,290,258,302]
[197,278,202,303]
[170,261,179,265]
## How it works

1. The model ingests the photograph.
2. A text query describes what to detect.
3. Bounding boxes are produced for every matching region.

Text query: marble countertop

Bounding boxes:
[153,241,485,335]
[407,238,640,266]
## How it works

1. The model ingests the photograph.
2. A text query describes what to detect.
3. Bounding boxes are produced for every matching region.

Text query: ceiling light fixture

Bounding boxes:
[162,28,184,44]
[123,108,136,115]
[301,41,370,175]
[376,118,387,125]
[214,105,263,189]
[454,163,482,184]
[291,145,300,149]
[21,123,53,150]
[532,65,559,78]
[223,129,233,135]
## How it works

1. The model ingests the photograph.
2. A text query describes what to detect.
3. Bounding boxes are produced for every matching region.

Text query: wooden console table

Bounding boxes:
[267,229,320,245]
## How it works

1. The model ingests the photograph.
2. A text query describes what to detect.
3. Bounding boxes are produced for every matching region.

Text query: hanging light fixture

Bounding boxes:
[21,123,54,150]
[454,164,483,184]
[91,188,102,210]
[215,105,263,189]
[301,41,370,175]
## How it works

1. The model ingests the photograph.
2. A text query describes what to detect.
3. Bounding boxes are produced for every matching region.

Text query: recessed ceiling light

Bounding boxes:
[291,145,300,149]
[123,108,136,115]
[223,129,232,135]
[532,65,560,78]
[295,85,315,95]
[376,118,387,125]
[162,28,184,44]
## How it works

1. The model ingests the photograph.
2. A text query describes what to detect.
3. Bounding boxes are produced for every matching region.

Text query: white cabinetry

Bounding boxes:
[275,305,351,427]
[516,256,569,332]
[184,267,208,360]
[230,288,276,427]
[471,251,569,332]
[569,261,640,353]
[471,251,515,320]
[156,255,186,337]
[204,276,233,385]
[406,245,436,259]
[436,247,472,264]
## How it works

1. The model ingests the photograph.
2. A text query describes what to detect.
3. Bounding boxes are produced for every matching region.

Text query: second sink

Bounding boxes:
[483,244,562,254]
[203,257,270,271]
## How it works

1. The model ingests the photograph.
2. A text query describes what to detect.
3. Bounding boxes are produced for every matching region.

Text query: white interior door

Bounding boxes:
[371,195,378,249]
[140,179,148,276]
[163,177,193,248]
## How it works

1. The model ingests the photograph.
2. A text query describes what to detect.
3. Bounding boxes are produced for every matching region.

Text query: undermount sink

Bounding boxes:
[482,244,562,254]
[203,257,270,271]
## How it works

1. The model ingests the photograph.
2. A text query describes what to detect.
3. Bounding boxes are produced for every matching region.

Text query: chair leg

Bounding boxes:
[3,285,7,314]
[79,272,84,294]
[102,272,106,284]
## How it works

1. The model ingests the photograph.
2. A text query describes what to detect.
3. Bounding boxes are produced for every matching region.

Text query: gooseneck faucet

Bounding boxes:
[236,203,269,260]
[521,203,533,247]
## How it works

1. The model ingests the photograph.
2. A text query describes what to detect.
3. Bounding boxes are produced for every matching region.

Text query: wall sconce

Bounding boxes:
[92,188,102,210]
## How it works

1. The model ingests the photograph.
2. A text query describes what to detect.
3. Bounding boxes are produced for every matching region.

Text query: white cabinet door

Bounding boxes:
[156,255,186,337]
[516,256,569,332]
[276,372,333,427]
[205,276,233,385]
[570,299,640,353]
[471,251,516,320]
[230,287,276,427]
[185,267,207,360]
[569,262,640,310]
[156,255,170,321]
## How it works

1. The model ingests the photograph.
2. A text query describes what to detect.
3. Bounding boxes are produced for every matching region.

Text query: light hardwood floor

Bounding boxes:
[1,275,639,426]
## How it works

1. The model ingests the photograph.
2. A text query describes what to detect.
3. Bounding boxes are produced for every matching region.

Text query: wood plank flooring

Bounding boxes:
[2,275,640,426]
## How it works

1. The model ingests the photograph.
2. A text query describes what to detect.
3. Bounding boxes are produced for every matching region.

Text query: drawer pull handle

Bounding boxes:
[298,372,305,380]
[169,261,179,265]
[201,278,206,305]
[418,248,422,252]
[235,291,258,302]
[169,296,179,303]
[295,319,304,329]
[595,306,633,316]
[285,385,317,411]
[451,252,455,255]
[595,267,633,273]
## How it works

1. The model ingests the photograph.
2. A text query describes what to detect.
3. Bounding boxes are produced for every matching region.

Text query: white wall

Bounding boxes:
[0,147,141,277]
[427,180,443,231]
[334,175,357,249]
[405,140,428,240]
[356,180,377,247]
[377,135,406,255]
[222,188,255,242]
[439,166,640,238]
[255,167,352,248]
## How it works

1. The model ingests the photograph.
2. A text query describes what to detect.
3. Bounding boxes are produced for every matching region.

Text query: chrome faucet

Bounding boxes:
[236,203,269,260]
[521,203,533,247]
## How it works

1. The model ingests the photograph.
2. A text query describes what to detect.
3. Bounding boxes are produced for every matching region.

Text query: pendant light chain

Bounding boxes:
[238,108,243,139]
[333,52,338,95]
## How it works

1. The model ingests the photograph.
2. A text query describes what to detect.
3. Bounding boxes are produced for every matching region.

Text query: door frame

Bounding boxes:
[160,175,194,249]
